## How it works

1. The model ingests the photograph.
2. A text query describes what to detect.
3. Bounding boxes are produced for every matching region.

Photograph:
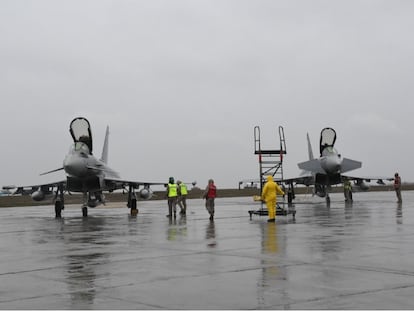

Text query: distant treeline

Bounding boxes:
[0,184,412,208]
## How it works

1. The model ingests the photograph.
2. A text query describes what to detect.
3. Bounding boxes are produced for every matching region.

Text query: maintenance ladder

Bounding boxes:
[254,125,286,190]
[250,125,296,220]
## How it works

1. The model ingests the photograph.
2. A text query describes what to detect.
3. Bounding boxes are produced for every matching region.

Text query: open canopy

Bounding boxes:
[319,127,336,156]
[70,117,93,154]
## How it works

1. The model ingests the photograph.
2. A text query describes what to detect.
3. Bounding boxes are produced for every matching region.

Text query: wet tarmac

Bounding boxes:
[0,191,414,309]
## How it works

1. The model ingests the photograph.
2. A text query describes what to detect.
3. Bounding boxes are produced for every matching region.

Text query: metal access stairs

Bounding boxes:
[249,125,296,220]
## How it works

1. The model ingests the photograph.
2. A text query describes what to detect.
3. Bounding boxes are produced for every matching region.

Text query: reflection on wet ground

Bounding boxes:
[0,191,414,309]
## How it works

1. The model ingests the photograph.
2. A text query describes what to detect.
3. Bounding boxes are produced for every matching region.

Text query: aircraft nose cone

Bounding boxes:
[64,155,87,177]
[327,157,341,173]
[321,156,341,173]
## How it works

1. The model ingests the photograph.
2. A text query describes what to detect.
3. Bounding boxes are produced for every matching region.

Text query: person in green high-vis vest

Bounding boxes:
[177,180,188,215]
[166,177,178,218]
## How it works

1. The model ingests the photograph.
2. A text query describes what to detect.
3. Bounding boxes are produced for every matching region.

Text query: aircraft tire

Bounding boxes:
[55,201,62,218]
[130,199,138,216]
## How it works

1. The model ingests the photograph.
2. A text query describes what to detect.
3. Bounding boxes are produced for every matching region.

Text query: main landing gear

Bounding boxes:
[82,206,88,217]
[55,200,64,218]
[326,194,331,206]
[54,183,65,218]
[127,185,138,217]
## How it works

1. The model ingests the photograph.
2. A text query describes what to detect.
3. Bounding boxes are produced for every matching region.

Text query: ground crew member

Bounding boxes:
[203,179,217,220]
[394,172,402,203]
[177,180,188,215]
[261,175,285,222]
[343,178,353,202]
[166,177,178,218]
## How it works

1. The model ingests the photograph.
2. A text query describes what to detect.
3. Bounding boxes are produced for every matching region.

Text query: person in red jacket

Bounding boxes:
[203,179,217,220]
[394,172,402,203]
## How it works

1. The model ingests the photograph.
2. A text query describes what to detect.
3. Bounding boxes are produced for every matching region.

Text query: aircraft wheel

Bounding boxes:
[55,201,62,218]
[82,206,88,217]
[130,198,138,216]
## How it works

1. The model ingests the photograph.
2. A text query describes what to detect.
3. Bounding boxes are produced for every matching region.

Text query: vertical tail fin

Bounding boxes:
[299,133,317,178]
[307,133,314,160]
[101,126,109,164]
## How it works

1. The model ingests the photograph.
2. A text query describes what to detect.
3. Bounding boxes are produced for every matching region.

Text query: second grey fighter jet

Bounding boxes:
[283,127,393,204]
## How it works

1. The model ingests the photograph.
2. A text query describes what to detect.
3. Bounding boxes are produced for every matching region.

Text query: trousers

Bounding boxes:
[266,198,276,219]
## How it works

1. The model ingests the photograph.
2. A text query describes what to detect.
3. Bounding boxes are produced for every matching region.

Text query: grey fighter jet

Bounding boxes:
[4,117,164,217]
[283,127,393,204]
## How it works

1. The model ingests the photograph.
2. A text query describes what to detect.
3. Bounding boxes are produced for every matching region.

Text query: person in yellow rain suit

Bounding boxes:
[261,175,285,222]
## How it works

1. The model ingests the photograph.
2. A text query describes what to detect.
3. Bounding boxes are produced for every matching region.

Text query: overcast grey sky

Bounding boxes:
[1,0,413,190]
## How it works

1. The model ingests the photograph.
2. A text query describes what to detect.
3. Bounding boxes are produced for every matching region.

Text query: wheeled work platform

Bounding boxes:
[248,203,296,220]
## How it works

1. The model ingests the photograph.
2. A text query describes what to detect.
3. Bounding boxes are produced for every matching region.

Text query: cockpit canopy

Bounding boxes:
[319,127,336,156]
[70,117,93,154]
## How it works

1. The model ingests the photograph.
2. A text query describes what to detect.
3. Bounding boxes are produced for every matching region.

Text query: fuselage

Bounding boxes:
[63,142,119,192]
